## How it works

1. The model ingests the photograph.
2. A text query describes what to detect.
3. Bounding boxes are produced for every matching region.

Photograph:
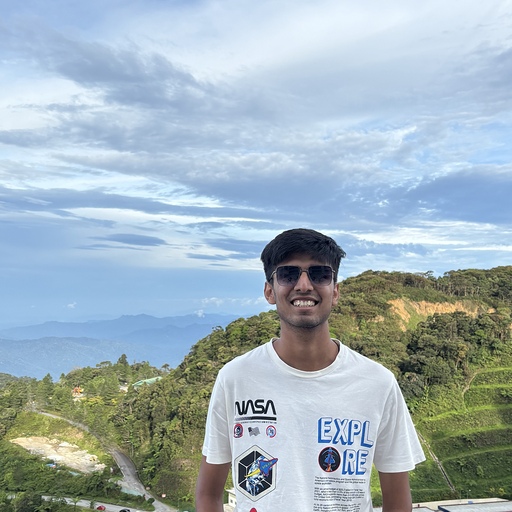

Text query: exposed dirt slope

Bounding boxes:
[11,436,106,473]
[388,298,488,330]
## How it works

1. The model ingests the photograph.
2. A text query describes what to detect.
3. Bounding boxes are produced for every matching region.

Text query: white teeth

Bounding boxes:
[293,300,316,307]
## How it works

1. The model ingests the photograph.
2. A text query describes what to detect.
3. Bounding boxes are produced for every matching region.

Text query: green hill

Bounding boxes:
[416,367,512,499]
[0,266,511,509]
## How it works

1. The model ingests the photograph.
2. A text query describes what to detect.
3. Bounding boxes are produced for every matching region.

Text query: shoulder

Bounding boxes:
[339,342,397,382]
[217,342,270,377]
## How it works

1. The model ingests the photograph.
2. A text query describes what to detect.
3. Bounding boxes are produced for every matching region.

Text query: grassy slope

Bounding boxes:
[412,367,512,501]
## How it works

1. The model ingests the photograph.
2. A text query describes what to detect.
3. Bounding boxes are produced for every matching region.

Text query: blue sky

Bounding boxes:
[1,0,511,327]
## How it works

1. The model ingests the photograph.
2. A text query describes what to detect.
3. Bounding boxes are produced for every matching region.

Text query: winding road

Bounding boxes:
[37,411,176,512]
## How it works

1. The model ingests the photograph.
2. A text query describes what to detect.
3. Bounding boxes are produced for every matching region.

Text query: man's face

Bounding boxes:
[264,254,339,331]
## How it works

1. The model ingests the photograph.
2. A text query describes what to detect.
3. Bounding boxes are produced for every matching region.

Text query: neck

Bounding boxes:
[273,327,338,371]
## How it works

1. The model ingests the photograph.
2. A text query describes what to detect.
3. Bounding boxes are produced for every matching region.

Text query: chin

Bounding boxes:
[282,316,324,330]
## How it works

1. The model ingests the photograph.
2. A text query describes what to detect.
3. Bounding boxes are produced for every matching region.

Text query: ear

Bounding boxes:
[264,281,276,305]
[331,282,340,307]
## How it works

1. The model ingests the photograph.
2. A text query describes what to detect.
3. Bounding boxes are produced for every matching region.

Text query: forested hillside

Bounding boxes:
[1,266,511,510]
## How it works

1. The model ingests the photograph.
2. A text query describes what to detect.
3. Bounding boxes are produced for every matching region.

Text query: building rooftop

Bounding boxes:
[374,498,511,512]
[438,502,512,512]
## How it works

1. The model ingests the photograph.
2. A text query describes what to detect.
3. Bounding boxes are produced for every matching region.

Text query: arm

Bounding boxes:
[379,471,413,512]
[195,455,231,512]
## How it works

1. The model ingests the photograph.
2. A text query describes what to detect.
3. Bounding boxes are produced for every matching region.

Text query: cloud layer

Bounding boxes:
[1,0,511,325]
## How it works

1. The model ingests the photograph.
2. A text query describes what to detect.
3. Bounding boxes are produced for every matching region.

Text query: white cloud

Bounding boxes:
[0,0,511,323]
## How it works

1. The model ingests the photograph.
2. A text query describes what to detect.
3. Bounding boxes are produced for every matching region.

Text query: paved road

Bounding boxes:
[59,497,144,511]
[37,411,176,512]
[110,448,176,512]
[46,495,178,512]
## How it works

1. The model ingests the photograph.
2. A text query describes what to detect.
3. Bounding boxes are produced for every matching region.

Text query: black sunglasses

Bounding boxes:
[270,265,335,287]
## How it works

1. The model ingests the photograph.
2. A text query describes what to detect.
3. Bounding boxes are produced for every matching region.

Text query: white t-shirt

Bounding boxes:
[202,340,425,512]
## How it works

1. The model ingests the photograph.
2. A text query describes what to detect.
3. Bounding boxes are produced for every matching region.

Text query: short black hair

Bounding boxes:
[260,228,346,282]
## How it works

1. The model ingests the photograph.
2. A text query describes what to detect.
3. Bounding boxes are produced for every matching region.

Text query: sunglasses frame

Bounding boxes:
[270,265,335,287]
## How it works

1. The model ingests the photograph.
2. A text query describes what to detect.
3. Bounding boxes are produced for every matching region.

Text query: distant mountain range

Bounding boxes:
[0,313,239,379]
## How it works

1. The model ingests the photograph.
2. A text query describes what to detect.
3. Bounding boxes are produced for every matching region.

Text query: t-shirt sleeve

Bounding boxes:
[202,373,232,464]
[373,379,426,472]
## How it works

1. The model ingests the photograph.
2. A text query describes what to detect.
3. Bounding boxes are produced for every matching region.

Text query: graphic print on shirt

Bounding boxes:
[233,423,243,438]
[235,445,278,501]
[266,425,277,438]
[234,398,277,421]
[318,446,341,472]
[317,417,374,475]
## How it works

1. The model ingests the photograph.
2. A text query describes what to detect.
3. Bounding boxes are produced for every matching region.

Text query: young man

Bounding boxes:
[196,228,425,512]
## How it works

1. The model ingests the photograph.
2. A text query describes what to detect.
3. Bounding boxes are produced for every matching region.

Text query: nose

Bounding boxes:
[294,269,314,290]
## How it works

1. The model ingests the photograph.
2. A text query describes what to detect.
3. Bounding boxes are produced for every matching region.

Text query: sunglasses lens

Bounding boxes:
[276,266,301,285]
[309,266,333,285]
[274,265,333,286]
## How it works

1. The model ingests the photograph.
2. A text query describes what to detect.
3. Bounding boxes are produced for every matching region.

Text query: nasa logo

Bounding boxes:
[234,399,277,419]
[234,424,243,438]
[318,446,341,472]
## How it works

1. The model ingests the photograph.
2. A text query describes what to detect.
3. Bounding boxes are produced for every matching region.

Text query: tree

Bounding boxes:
[36,374,54,408]
[12,491,43,512]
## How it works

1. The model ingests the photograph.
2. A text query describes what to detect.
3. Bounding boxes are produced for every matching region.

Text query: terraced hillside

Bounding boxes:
[416,367,512,500]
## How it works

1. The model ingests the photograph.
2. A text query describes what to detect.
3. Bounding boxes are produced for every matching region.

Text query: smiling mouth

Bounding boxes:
[292,299,317,307]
